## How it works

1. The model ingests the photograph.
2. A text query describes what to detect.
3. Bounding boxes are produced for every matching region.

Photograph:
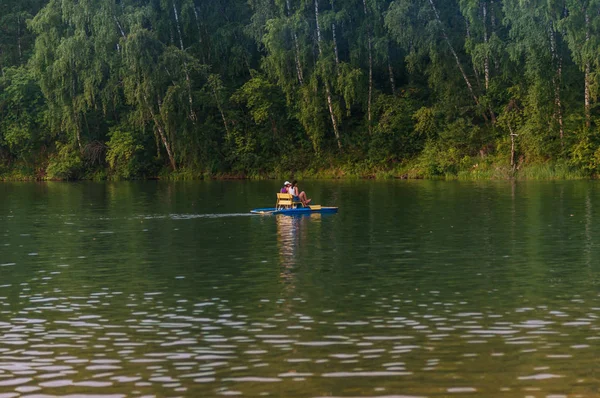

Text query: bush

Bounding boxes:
[369,94,421,164]
[415,141,463,177]
[106,128,143,179]
[570,128,600,176]
[46,142,83,180]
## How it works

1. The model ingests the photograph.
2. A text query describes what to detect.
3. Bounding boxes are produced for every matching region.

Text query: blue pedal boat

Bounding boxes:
[251,193,338,215]
[251,206,339,215]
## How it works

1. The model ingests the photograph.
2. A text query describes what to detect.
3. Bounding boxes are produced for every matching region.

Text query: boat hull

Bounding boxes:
[251,206,338,215]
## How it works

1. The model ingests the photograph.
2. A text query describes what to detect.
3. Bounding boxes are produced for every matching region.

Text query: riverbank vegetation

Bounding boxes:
[1,0,600,180]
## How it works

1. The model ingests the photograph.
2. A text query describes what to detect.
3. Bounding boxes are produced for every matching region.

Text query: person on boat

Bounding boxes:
[288,180,311,206]
[280,181,291,194]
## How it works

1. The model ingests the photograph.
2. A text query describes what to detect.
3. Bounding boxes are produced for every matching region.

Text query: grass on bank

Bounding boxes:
[164,160,587,181]
[0,154,591,181]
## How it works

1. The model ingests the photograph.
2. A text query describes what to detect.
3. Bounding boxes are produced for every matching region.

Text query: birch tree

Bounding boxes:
[560,0,600,128]
[504,0,569,152]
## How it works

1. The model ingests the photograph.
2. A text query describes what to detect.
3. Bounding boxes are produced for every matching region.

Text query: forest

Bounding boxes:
[1,0,600,180]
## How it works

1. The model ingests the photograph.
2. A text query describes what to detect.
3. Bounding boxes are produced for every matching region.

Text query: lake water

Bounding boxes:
[1,180,599,397]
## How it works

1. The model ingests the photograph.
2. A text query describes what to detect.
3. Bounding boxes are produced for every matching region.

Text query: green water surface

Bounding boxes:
[0,180,599,397]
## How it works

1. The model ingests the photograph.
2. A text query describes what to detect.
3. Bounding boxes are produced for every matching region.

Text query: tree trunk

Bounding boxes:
[585,10,591,128]
[192,6,203,45]
[193,6,211,64]
[173,1,197,122]
[158,125,177,171]
[549,26,564,144]
[482,0,489,91]
[144,94,177,170]
[585,62,591,128]
[76,130,83,153]
[192,6,207,64]
[114,15,126,38]
[556,63,564,143]
[324,83,341,148]
[330,0,340,69]
[212,87,230,139]
[315,0,342,149]
[428,0,489,121]
[363,0,373,134]
[387,56,396,95]
[427,0,479,107]
[159,94,177,170]
[70,56,83,153]
[511,136,516,170]
[509,123,516,170]
[286,0,304,85]
[114,15,125,52]
[173,2,185,51]
[292,31,304,84]
[17,14,22,63]
[490,0,499,72]
[465,18,482,90]
[75,113,83,153]
[471,2,495,123]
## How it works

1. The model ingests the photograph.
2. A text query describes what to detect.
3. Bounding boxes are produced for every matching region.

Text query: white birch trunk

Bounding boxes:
[427,0,480,110]
[212,87,230,139]
[482,0,489,91]
[509,123,516,170]
[585,10,591,128]
[144,94,177,170]
[114,15,126,38]
[315,0,341,149]
[388,56,396,95]
[192,6,203,45]
[556,62,564,142]
[585,63,591,128]
[17,14,22,63]
[330,0,340,69]
[192,5,206,64]
[292,31,304,85]
[490,0,499,72]
[75,114,83,153]
[363,0,373,134]
[192,6,209,64]
[70,56,83,153]
[549,26,564,143]
[505,100,517,170]
[173,1,197,122]
[465,18,482,89]
[286,0,304,85]
[173,2,185,51]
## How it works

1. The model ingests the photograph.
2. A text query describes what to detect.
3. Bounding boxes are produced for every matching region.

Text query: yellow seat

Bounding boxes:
[276,193,304,209]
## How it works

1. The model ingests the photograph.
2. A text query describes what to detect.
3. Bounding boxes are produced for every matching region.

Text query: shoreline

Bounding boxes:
[0,161,591,182]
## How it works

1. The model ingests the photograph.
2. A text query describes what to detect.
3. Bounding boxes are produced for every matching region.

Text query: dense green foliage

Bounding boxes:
[2,0,600,179]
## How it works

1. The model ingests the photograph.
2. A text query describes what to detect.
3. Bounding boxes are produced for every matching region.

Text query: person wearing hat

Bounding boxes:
[280,181,291,194]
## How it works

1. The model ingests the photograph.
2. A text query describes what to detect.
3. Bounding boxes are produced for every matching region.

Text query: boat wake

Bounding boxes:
[167,213,254,220]
[40,213,255,221]
[133,213,254,220]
